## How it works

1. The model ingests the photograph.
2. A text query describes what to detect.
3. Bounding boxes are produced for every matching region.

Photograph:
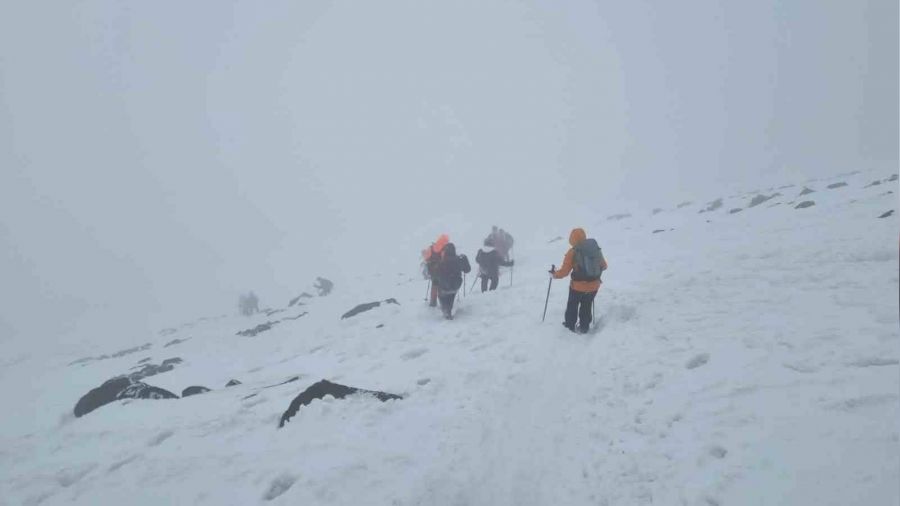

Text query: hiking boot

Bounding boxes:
[562,322,576,332]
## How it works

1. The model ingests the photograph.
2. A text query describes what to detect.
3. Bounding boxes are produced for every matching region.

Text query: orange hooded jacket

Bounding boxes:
[552,228,608,293]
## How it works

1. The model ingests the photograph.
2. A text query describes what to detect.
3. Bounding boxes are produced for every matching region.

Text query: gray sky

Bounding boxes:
[1,0,896,346]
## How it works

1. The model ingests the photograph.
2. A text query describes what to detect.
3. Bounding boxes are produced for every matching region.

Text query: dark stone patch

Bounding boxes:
[607,213,631,221]
[799,187,815,196]
[747,193,781,208]
[226,379,242,387]
[795,201,815,209]
[182,386,211,397]
[778,184,795,190]
[767,202,782,208]
[163,337,190,348]
[288,293,313,307]
[376,324,385,329]
[236,321,279,337]
[729,208,743,214]
[826,182,848,189]
[278,380,402,427]
[886,174,898,182]
[137,357,151,364]
[281,312,308,321]
[264,376,301,389]
[74,377,178,417]
[865,180,883,188]
[878,210,894,218]
[652,229,666,234]
[263,474,297,501]
[703,198,723,212]
[676,201,692,209]
[264,308,286,317]
[341,298,400,320]
[69,343,154,366]
[314,277,334,296]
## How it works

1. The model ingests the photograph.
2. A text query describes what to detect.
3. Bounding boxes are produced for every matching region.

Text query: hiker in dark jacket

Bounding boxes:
[551,228,608,333]
[435,243,470,319]
[475,239,514,292]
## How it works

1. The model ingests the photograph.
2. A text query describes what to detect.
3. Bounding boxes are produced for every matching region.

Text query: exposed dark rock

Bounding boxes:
[865,180,883,188]
[264,376,301,389]
[341,299,400,320]
[376,324,385,329]
[886,174,898,182]
[264,308,286,317]
[729,208,743,214]
[162,357,182,366]
[778,184,795,190]
[281,312,308,321]
[878,210,894,218]
[676,201,692,209]
[826,182,848,189]
[314,277,334,296]
[182,386,211,397]
[288,293,313,307]
[703,198,723,212]
[652,229,666,234]
[748,193,781,208]
[226,379,242,387]
[70,342,155,366]
[279,380,402,427]
[767,202,782,208]
[236,321,279,337]
[795,201,815,209]
[799,187,815,196]
[74,377,178,417]
[163,337,190,348]
[607,213,631,221]
[137,357,151,364]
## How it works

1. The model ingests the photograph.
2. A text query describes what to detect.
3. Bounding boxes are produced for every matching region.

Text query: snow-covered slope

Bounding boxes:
[1,170,897,505]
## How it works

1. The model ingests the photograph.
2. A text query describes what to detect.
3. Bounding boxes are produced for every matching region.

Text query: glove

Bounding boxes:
[548,264,556,275]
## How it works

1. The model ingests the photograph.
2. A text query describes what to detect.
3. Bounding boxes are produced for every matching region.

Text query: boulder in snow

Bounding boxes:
[878,210,894,218]
[226,379,242,387]
[341,298,400,320]
[236,321,279,337]
[826,182,848,189]
[799,187,815,196]
[729,208,743,214]
[279,379,402,427]
[795,201,815,209]
[182,386,211,397]
[74,377,178,417]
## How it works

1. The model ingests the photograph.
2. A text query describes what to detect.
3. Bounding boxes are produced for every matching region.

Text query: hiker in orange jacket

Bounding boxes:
[551,228,608,333]
[423,234,450,307]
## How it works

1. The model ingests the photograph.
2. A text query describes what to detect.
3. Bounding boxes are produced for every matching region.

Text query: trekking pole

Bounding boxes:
[542,265,555,322]
[470,274,479,293]
[463,273,467,297]
[425,280,431,301]
[510,261,514,287]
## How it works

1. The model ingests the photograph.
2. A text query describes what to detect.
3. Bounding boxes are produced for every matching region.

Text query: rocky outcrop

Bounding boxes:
[279,380,402,428]
[341,299,400,320]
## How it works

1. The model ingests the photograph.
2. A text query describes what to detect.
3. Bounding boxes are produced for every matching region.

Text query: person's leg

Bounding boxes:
[489,274,499,291]
[481,275,488,293]
[438,293,451,317]
[430,283,438,307]
[578,291,597,332]
[563,288,579,331]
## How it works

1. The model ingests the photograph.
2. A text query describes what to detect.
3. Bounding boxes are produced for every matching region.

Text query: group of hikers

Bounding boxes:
[421,226,607,333]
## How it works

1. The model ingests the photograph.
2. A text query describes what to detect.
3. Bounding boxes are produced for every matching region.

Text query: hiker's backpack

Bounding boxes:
[572,238,605,282]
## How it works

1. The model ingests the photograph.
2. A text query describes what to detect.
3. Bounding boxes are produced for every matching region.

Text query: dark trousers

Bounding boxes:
[480,273,499,292]
[564,288,597,332]
[438,290,457,317]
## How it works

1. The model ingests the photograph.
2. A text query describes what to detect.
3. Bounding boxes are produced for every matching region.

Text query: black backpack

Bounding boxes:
[572,239,605,282]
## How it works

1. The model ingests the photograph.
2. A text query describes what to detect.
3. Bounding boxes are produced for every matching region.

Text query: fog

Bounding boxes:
[1,0,896,348]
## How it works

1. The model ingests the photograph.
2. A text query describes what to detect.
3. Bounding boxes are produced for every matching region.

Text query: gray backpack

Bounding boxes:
[572,238,605,282]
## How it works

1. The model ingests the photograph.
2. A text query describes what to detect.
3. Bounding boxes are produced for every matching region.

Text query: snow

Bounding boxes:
[1,170,898,505]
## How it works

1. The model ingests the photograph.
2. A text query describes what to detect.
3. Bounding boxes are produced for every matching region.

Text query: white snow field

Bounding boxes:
[1,170,897,505]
